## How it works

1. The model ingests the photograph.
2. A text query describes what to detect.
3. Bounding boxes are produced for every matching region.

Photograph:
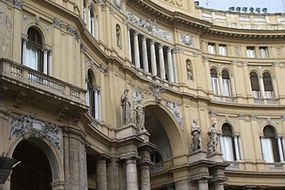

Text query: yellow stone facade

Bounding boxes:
[0,0,285,190]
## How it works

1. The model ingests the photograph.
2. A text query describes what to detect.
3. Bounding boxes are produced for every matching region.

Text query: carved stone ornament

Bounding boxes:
[149,83,166,103]
[10,114,62,152]
[166,102,183,127]
[127,12,173,42]
[113,0,122,9]
[181,33,193,46]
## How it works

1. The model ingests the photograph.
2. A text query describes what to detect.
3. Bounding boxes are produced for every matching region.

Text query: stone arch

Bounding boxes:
[8,136,64,188]
[23,24,48,46]
[143,101,187,158]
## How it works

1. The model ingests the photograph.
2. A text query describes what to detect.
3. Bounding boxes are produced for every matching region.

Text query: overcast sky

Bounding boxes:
[197,0,285,13]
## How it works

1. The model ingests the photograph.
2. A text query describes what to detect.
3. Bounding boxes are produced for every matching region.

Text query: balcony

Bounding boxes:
[0,58,87,108]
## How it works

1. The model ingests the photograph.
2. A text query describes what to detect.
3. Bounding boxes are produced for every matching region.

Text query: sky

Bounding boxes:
[197,0,285,13]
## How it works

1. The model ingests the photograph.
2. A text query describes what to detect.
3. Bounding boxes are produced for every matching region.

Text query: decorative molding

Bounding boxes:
[14,0,23,10]
[166,101,183,128]
[127,12,173,42]
[180,33,193,46]
[53,18,80,40]
[10,114,62,152]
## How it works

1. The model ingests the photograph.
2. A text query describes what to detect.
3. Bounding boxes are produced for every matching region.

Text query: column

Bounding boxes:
[167,47,174,83]
[140,164,150,190]
[107,159,119,190]
[96,157,108,190]
[133,31,140,69]
[22,37,27,65]
[158,44,166,80]
[198,179,208,190]
[142,36,149,73]
[214,182,224,190]
[172,50,178,83]
[234,136,241,160]
[277,137,284,162]
[259,75,265,98]
[126,159,139,190]
[150,40,157,76]
[48,50,53,76]
[127,28,132,63]
[43,48,48,74]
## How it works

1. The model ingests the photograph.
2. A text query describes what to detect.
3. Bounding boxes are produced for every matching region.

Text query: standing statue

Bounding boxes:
[134,103,145,131]
[121,89,131,124]
[191,119,202,152]
[207,120,219,154]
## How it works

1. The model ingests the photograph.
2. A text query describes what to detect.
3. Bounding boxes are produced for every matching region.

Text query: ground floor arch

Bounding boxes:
[11,139,53,190]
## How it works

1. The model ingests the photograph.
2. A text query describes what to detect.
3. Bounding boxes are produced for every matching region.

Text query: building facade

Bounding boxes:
[0,0,285,189]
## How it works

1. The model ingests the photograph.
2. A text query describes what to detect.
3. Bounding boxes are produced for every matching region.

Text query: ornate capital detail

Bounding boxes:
[14,0,23,10]
[53,18,80,41]
[180,33,193,46]
[127,12,173,42]
[166,101,183,128]
[10,114,62,152]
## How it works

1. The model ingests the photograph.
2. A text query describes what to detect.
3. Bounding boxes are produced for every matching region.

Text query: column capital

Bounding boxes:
[158,44,163,49]
[149,39,154,45]
[141,35,146,41]
[133,30,138,36]
[167,47,173,52]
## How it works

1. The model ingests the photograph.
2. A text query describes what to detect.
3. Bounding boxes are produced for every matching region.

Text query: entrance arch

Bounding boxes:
[10,139,58,190]
[145,104,187,160]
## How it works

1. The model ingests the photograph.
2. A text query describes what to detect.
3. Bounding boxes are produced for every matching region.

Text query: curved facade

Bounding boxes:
[0,0,285,189]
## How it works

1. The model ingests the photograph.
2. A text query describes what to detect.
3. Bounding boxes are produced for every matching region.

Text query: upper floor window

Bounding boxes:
[261,126,284,162]
[208,43,216,54]
[21,27,54,75]
[89,6,95,36]
[220,124,242,161]
[87,70,101,120]
[210,68,219,95]
[218,44,227,56]
[186,59,193,81]
[250,72,261,99]
[247,46,256,58]
[83,0,87,23]
[222,70,231,96]
[259,47,269,58]
[263,72,274,99]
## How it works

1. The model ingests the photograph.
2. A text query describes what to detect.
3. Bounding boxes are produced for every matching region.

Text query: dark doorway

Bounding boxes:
[11,140,52,190]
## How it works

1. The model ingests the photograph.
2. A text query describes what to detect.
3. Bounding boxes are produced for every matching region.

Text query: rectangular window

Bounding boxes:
[220,136,235,161]
[259,47,269,58]
[261,137,274,162]
[94,89,101,120]
[218,44,227,56]
[211,77,219,95]
[208,43,216,54]
[222,78,231,96]
[247,46,256,58]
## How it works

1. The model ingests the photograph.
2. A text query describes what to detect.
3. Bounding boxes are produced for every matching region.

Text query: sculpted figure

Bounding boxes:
[207,120,219,154]
[191,119,202,151]
[121,89,131,124]
[134,103,145,131]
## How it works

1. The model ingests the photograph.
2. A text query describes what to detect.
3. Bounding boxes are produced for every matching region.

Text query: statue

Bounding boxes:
[207,120,219,154]
[191,119,202,151]
[121,89,131,124]
[134,103,145,131]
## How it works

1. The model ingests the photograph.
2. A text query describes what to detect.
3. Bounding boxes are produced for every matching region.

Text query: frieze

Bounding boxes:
[53,18,80,41]
[166,101,183,127]
[10,114,62,152]
[127,12,173,42]
[164,0,182,7]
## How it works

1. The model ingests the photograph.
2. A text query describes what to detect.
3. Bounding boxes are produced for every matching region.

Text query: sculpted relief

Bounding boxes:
[164,0,183,7]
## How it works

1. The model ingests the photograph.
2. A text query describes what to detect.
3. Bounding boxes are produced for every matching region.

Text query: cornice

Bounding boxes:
[127,0,285,41]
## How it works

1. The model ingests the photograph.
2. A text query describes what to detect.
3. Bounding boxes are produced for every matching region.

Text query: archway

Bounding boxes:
[10,140,52,190]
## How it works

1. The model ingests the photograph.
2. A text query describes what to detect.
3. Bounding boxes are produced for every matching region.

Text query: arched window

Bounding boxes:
[24,27,44,72]
[261,126,284,162]
[220,124,242,161]
[150,151,163,164]
[222,70,231,96]
[263,72,274,99]
[89,6,95,36]
[86,70,101,120]
[186,59,193,81]
[210,68,219,95]
[250,72,261,99]
[116,24,122,48]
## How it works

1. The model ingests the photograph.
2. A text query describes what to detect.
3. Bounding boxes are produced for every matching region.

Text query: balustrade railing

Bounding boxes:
[0,58,86,105]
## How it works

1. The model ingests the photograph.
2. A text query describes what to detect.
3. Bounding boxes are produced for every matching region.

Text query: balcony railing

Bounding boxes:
[0,58,86,106]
